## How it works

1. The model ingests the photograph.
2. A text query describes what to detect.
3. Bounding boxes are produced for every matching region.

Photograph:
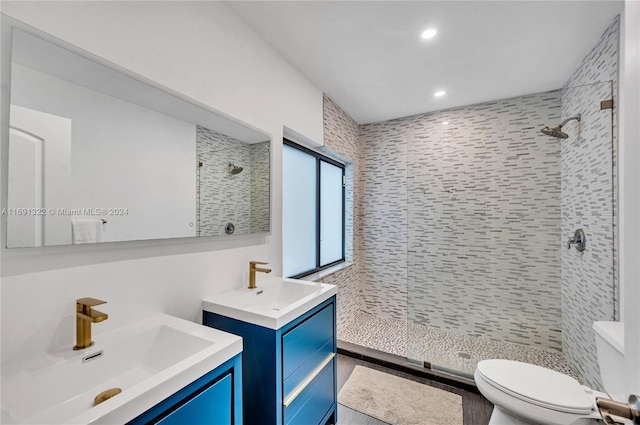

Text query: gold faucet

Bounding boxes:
[73,297,108,350]
[249,261,271,289]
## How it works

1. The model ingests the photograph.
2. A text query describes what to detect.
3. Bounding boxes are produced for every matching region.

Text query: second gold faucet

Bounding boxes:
[74,297,108,350]
[249,261,271,289]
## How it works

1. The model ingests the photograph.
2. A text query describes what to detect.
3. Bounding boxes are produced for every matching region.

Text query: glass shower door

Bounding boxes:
[559,80,616,388]
[405,108,494,379]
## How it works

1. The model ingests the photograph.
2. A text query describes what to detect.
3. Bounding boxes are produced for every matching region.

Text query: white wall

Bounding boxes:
[620,0,640,394]
[0,0,322,374]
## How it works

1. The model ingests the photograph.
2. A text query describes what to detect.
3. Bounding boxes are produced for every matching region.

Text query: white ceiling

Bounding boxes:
[228,1,623,124]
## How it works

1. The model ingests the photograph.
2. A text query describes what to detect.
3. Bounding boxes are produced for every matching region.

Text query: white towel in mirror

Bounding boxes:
[71,219,103,244]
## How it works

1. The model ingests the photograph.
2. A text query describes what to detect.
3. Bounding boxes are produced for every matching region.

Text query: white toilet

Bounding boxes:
[475,321,626,425]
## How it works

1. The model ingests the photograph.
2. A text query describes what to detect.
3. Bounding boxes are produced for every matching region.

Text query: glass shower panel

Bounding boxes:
[406,82,614,381]
[559,81,616,388]
[405,109,494,378]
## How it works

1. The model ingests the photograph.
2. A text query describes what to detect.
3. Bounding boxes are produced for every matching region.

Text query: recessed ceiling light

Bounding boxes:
[434,90,446,97]
[442,121,449,125]
[421,28,437,40]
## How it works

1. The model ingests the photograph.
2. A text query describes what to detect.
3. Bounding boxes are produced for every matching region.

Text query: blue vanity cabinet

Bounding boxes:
[127,354,242,425]
[203,296,337,425]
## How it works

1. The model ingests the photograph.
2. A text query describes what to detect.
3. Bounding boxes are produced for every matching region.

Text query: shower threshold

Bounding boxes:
[338,311,580,383]
[338,339,479,392]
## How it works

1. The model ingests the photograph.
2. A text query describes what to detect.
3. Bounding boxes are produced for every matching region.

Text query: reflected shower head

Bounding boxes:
[541,114,582,139]
[228,163,243,175]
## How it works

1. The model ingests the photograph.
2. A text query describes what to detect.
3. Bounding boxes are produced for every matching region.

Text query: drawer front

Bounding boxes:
[282,303,334,385]
[283,338,333,399]
[284,358,335,425]
[156,373,232,425]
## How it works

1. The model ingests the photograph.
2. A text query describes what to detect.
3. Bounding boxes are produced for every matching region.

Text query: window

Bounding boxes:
[283,140,345,278]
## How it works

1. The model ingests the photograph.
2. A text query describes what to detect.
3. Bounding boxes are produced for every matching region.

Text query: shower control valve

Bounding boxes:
[567,228,586,252]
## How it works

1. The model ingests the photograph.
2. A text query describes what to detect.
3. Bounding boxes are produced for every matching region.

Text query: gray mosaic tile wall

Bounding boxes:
[321,95,363,330]
[358,91,565,350]
[321,17,618,377]
[407,92,565,350]
[359,120,409,321]
[196,126,269,236]
[560,16,619,390]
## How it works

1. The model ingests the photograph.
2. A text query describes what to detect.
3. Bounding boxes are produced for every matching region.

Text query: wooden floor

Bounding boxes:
[336,354,494,425]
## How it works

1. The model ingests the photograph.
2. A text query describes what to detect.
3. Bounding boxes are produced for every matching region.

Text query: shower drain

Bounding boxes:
[458,352,471,359]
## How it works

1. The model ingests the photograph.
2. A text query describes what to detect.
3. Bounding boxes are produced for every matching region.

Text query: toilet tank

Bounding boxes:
[593,321,625,400]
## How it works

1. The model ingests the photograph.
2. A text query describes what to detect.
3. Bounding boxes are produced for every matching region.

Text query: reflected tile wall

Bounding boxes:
[197,126,250,236]
[249,142,270,233]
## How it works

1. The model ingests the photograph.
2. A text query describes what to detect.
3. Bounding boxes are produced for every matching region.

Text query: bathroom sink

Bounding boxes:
[1,314,242,424]
[203,277,336,329]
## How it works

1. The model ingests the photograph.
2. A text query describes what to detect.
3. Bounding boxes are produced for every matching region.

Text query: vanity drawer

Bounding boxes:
[283,358,334,425]
[155,373,232,425]
[283,338,333,399]
[157,374,232,425]
[282,303,334,384]
[128,354,241,425]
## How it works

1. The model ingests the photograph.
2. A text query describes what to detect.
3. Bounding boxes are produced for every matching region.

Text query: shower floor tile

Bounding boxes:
[338,311,581,382]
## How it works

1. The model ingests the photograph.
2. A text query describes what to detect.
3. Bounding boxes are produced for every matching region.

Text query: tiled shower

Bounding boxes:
[197,126,270,236]
[322,16,619,387]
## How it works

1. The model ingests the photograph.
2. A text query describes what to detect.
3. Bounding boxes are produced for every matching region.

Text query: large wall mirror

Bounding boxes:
[4,25,271,248]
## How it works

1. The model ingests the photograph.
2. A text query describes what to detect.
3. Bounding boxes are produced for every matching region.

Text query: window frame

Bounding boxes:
[283,139,345,279]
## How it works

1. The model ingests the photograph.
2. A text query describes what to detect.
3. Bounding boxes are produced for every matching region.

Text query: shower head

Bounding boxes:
[228,163,243,175]
[541,114,582,139]
[541,125,569,139]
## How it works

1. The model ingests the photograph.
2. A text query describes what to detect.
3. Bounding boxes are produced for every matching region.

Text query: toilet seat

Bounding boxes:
[476,360,594,414]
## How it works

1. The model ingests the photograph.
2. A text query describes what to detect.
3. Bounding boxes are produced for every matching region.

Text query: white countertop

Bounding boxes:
[203,277,337,330]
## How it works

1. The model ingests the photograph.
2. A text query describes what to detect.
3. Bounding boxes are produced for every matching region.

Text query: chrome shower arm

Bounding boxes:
[559,114,582,128]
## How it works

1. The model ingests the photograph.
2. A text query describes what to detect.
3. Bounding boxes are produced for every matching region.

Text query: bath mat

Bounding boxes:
[338,365,463,425]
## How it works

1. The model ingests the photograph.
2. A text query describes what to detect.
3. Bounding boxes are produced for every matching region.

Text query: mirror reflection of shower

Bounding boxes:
[541,114,582,139]
[228,163,243,175]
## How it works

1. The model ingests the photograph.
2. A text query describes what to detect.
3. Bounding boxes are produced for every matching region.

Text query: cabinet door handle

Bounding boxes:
[283,352,335,407]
